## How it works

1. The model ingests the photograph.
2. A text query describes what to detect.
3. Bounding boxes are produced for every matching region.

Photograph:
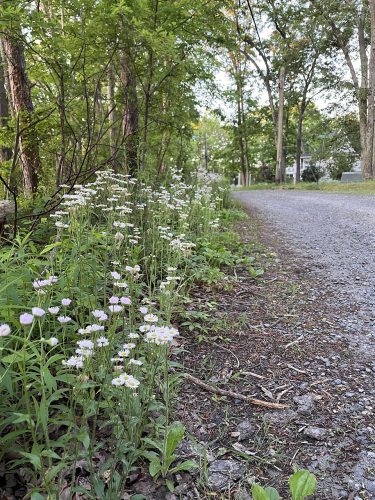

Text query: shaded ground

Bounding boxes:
[177,191,375,499]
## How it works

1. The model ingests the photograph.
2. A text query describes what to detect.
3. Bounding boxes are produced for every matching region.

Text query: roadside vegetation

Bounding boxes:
[237,180,375,195]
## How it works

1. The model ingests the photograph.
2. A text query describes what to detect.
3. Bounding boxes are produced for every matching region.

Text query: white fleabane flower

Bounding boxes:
[0,324,11,337]
[96,336,109,347]
[77,339,94,349]
[122,343,136,350]
[57,316,72,324]
[55,221,69,228]
[108,304,123,313]
[139,307,148,315]
[120,296,131,305]
[61,298,72,306]
[139,324,151,332]
[63,356,83,368]
[118,349,130,358]
[87,324,104,332]
[48,306,60,314]
[20,313,34,325]
[114,232,124,242]
[144,313,158,323]
[125,376,140,389]
[114,281,128,288]
[111,372,140,389]
[128,332,140,339]
[110,271,122,280]
[47,337,59,347]
[111,377,123,386]
[128,359,143,366]
[109,296,119,304]
[32,307,45,317]
[92,310,107,321]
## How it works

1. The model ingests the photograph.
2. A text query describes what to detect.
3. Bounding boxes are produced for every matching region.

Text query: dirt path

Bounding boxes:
[177,191,375,499]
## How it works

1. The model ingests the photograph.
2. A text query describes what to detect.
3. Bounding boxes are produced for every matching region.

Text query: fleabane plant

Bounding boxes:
[0,167,228,496]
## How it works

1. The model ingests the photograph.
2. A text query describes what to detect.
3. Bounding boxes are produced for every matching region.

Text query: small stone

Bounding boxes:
[304,426,328,440]
[236,420,255,441]
[207,459,245,492]
[293,393,316,415]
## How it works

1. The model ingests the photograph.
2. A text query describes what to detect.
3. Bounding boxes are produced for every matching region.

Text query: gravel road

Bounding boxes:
[233,190,375,498]
[234,190,375,353]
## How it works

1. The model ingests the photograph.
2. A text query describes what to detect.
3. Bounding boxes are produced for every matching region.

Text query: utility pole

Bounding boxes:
[275,66,285,183]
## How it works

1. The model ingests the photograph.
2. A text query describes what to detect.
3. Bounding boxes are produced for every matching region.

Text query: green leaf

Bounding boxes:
[39,242,61,255]
[20,451,41,470]
[289,470,317,500]
[165,421,185,457]
[0,365,13,396]
[130,495,147,500]
[141,450,159,462]
[2,351,30,364]
[251,484,269,500]
[45,462,67,483]
[142,437,164,453]
[149,459,162,477]
[41,449,60,460]
[31,493,45,500]
[10,412,33,425]
[76,428,90,450]
[170,460,197,474]
[165,479,175,492]
[264,487,281,500]
[42,365,57,393]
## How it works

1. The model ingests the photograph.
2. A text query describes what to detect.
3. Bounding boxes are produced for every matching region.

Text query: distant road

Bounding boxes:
[233,190,375,344]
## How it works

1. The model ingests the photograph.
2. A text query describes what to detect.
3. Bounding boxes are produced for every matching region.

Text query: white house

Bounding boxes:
[286,152,361,182]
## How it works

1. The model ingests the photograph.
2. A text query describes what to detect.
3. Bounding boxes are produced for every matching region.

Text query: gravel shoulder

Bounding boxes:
[176,190,375,499]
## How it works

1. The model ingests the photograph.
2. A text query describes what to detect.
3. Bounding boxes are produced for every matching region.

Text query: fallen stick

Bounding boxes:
[183,373,288,409]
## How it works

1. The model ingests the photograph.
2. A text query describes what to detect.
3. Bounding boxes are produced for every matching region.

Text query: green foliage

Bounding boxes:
[142,421,197,484]
[0,169,227,495]
[251,470,317,500]
[301,164,325,183]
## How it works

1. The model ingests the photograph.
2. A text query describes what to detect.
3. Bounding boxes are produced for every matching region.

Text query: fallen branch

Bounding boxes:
[183,373,288,409]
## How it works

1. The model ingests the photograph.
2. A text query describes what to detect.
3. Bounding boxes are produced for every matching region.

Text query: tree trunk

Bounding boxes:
[120,49,139,175]
[275,66,286,183]
[1,34,40,193]
[363,0,375,179]
[107,62,118,168]
[0,54,11,164]
[295,112,303,183]
[358,1,368,159]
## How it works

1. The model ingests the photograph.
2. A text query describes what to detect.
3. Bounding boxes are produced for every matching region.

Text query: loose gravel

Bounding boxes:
[233,190,375,359]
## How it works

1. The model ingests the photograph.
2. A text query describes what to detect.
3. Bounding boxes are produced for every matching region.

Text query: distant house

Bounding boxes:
[286,151,361,182]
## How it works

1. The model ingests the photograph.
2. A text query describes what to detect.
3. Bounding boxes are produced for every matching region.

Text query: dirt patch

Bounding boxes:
[176,208,375,499]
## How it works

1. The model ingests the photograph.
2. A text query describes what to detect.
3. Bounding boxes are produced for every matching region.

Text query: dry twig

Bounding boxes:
[184,373,288,409]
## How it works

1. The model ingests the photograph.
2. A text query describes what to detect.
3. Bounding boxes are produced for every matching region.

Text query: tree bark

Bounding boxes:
[0,53,11,164]
[119,49,139,175]
[275,66,286,183]
[107,62,118,168]
[1,34,40,193]
[358,1,368,158]
[363,0,375,179]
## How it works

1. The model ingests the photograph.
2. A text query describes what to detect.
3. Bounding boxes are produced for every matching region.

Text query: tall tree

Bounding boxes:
[1,34,40,193]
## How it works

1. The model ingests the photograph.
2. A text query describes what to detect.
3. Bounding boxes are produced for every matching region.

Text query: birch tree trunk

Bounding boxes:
[1,34,40,193]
